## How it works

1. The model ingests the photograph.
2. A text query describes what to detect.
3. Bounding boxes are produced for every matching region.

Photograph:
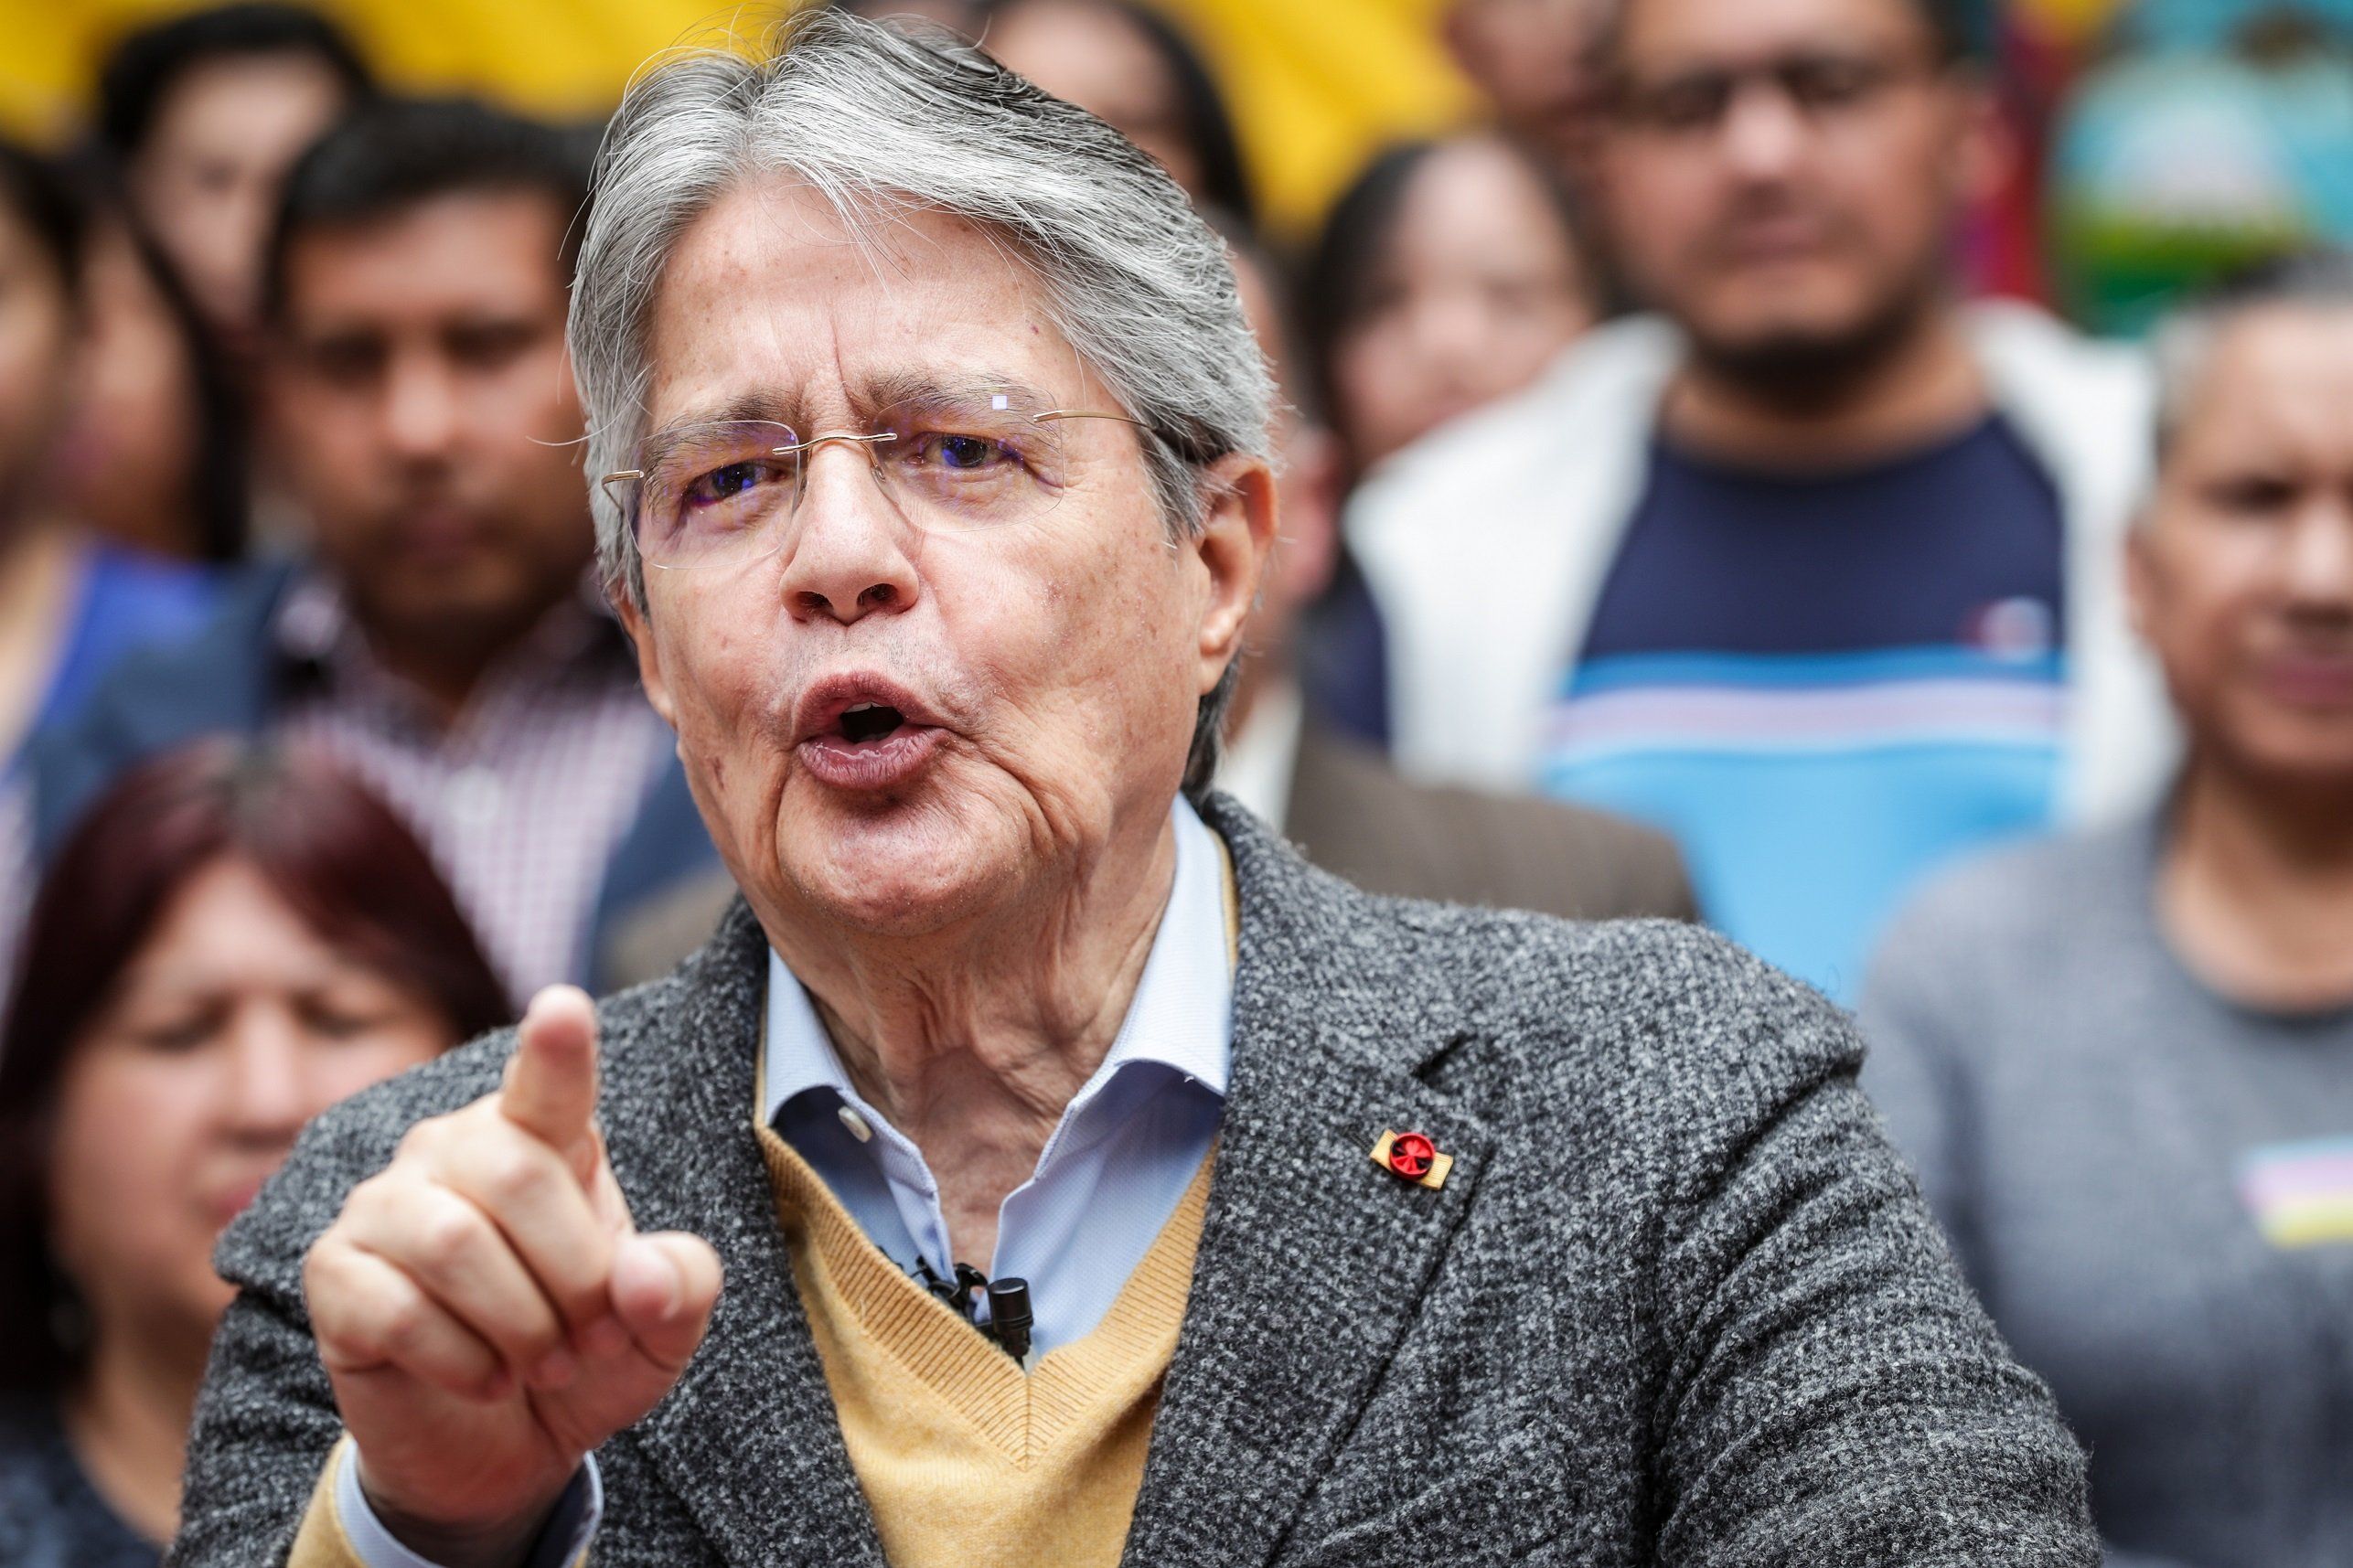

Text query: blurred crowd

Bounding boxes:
[0,0,2348,1564]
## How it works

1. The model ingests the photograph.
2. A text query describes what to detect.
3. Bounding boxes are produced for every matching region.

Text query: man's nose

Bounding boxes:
[776,443,923,626]
[1717,79,1810,180]
[2281,500,2353,611]
[381,350,464,460]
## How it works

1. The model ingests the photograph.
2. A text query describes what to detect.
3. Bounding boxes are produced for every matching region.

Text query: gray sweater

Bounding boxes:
[171,797,2095,1567]
[1862,822,2353,1568]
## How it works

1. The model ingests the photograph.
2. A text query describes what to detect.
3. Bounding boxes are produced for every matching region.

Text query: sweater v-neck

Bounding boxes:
[755,1124,1212,1467]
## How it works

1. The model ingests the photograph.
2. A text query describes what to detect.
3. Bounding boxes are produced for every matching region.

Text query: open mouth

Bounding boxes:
[795,679,947,792]
[839,701,905,744]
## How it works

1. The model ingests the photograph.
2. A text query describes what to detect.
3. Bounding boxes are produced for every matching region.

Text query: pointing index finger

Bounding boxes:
[500,986,601,1167]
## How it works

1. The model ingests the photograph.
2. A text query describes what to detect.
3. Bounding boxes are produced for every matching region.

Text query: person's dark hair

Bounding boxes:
[1299,136,1583,471]
[96,3,374,163]
[262,95,597,324]
[0,137,86,300]
[985,0,1257,226]
[0,740,508,1396]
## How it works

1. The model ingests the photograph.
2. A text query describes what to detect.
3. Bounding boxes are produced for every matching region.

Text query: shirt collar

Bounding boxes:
[761,793,1234,1128]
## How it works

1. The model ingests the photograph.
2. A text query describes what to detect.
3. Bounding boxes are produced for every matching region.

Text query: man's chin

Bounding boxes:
[1685,285,1937,406]
[773,795,1010,938]
[357,572,546,648]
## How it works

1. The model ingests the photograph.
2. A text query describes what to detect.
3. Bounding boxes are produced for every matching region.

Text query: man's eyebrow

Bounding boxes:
[632,369,1066,464]
[860,369,1054,410]
[635,391,802,465]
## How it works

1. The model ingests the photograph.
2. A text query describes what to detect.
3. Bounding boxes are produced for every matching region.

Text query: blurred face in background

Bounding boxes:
[45,855,454,1359]
[1228,243,1342,676]
[126,50,353,343]
[48,222,206,559]
[1445,0,1610,173]
[2133,304,2353,794]
[0,197,75,517]
[986,0,1205,201]
[1593,0,1989,385]
[1330,138,1591,472]
[266,191,592,665]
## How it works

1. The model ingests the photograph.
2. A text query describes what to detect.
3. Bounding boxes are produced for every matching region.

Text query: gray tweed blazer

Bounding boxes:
[171,797,2095,1568]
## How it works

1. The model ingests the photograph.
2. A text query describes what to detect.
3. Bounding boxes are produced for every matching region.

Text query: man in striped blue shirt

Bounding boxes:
[1350,0,2174,997]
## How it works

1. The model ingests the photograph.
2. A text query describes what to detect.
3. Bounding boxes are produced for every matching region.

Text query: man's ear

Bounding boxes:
[613,587,679,727]
[1191,453,1279,695]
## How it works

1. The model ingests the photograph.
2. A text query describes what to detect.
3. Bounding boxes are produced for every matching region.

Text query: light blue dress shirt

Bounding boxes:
[764,793,1231,1355]
[340,795,1232,1565]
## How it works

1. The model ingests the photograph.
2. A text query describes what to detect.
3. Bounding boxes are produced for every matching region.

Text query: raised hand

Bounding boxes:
[303,986,722,1567]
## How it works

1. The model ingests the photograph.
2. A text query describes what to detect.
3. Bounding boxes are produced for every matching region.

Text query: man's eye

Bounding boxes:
[305,340,382,387]
[909,432,1019,474]
[2207,475,2298,515]
[1786,58,1884,112]
[685,459,787,507]
[448,324,538,370]
[1634,77,1727,131]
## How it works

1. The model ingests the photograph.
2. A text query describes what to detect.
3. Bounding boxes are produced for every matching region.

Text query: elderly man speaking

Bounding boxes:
[172,16,2094,1568]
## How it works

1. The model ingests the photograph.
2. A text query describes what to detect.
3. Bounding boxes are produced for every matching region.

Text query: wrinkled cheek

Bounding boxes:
[661,635,778,839]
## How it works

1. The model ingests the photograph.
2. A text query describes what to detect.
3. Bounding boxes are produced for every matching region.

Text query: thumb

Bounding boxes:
[500,986,600,1170]
[611,1232,722,1373]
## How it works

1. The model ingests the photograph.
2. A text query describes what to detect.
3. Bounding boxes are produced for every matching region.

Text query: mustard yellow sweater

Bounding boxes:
[290,1127,1208,1568]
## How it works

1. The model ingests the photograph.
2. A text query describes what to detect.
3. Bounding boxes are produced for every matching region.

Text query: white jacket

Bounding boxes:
[1344,301,2177,826]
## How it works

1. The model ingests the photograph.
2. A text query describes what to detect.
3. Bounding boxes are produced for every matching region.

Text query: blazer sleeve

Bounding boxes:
[1644,955,2095,1568]
[168,1276,350,1566]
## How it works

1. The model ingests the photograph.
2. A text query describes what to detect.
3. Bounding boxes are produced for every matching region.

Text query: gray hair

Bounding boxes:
[570,8,1275,799]
[2151,249,2353,464]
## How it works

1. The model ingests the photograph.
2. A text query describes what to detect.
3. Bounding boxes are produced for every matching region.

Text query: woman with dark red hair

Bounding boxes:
[0,741,507,1564]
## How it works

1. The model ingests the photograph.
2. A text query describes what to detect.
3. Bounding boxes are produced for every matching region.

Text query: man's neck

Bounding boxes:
[1662,306,1987,472]
[2159,756,2353,1011]
[771,806,1182,1264]
[352,595,572,731]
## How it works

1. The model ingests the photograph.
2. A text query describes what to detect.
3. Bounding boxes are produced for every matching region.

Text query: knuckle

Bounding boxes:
[393,1117,444,1161]
[478,1146,549,1208]
[345,1170,394,1217]
[379,1296,428,1355]
[508,1315,562,1361]
[415,1203,485,1272]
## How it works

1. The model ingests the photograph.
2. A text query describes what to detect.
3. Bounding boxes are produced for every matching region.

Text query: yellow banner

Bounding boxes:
[0,0,1477,235]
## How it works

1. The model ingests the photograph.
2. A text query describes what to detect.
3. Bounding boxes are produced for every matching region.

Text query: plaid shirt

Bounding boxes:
[275,572,673,1004]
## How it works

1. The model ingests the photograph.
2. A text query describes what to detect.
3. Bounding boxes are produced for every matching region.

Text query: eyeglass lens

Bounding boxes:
[612,389,1096,571]
[1616,50,1921,136]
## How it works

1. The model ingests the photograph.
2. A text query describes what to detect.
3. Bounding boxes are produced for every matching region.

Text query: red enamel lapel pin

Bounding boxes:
[1372,1128,1452,1190]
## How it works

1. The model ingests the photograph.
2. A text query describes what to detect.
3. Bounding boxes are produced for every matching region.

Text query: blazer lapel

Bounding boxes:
[1124,803,1495,1568]
[609,904,888,1568]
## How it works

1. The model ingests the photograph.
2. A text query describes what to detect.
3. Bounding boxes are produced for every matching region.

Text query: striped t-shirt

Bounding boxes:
[1540,414,2067,998]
